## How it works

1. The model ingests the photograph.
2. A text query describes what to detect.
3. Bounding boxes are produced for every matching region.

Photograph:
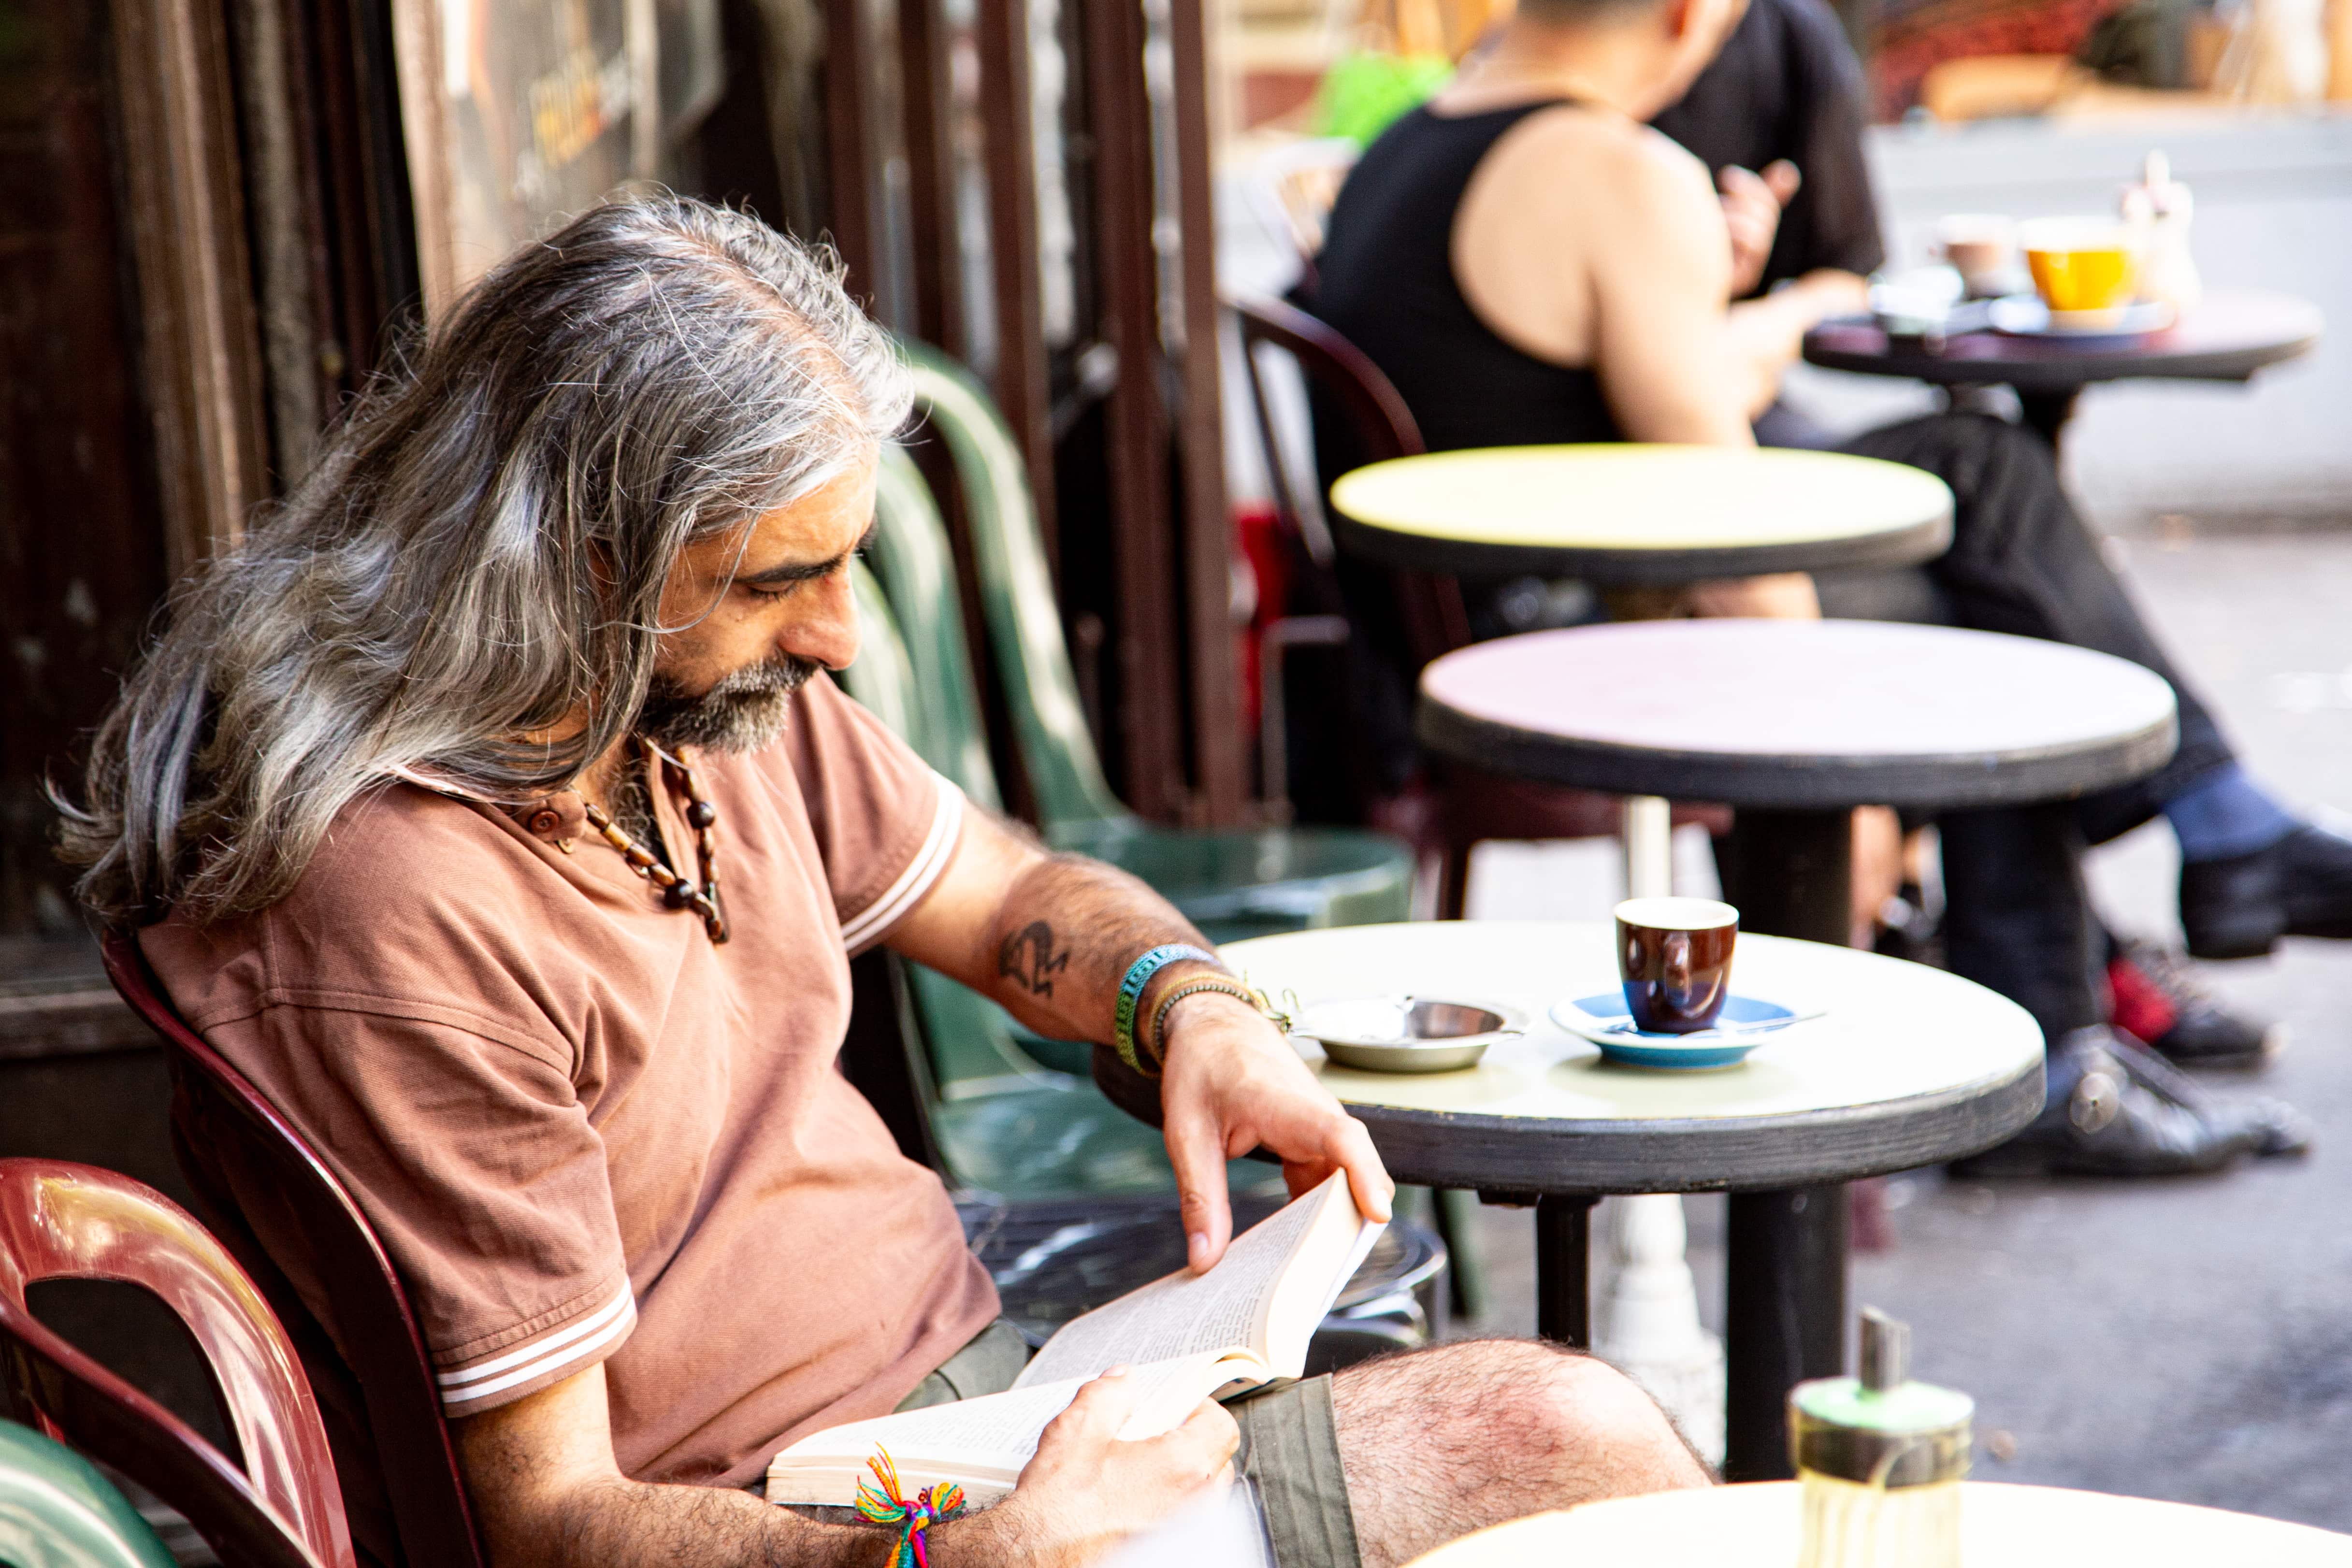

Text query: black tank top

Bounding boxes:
[1313,101,1622,453]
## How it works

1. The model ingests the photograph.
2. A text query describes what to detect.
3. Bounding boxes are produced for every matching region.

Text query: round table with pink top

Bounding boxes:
[1411,617,2179,1480]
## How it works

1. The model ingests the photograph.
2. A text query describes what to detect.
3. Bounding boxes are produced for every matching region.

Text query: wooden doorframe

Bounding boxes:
[1167,0,1243,823]
[1080,0,1186,821]
[972,0,1061,567]
[107,0,272,579]
[849,0,1244,822]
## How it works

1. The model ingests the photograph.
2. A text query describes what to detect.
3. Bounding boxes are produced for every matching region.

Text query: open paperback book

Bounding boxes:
[765,1171,1384,1507]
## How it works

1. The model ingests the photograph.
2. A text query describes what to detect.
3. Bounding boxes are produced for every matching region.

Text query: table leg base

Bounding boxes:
[1723,1184,1850,1482]
[1534,1194,1599,1348]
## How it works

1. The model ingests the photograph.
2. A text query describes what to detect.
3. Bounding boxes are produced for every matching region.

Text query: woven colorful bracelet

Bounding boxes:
[1113,943,1222,1075]
[856,1446,963,1568]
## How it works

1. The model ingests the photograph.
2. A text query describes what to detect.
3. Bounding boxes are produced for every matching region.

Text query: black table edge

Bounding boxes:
[1345,1055,2045,1194]
[1415,699,2179,810]
[1331,507,1956,585]
[1800,328,2321,393]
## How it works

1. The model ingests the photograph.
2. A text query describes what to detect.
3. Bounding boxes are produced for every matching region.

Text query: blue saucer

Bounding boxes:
[1549,993,1814,1071]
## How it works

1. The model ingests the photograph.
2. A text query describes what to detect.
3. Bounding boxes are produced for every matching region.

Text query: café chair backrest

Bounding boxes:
[0,1159,354,1568]
[897,344,1130,832]
[0,1415,180,1568]
[843,560,1066,1101]
[1231,292,1422,468]
[1227,295,1471,663]
[869,446,1005,812]
[99,934,488,1568]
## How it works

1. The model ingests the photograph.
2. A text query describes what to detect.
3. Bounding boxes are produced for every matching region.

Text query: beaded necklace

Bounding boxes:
[579,739,729,943]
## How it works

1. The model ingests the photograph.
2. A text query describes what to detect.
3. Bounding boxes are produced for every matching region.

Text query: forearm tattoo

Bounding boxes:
[996,920,1072,996]
[986,855,1210,1052]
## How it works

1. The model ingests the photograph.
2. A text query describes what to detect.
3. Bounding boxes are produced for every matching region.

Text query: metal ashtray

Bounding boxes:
[1290,996,1524,1074]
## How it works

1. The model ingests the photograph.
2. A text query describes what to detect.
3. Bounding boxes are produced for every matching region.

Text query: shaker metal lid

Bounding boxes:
[1788,1308,1974,1487]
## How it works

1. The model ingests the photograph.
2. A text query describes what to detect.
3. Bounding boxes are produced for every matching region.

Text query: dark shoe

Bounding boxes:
[1949,1027,2293,1179]
[2107,940,2285,1070]
[2106,1029,2312,1159]
[2180,823,2352,960]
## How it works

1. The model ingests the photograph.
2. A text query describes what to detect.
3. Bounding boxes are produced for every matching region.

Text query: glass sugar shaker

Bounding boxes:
[2121,149,2203,311]
[1789,1308,1974,1568]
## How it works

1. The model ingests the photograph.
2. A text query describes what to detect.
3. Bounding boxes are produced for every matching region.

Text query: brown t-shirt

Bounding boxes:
[142,674,998,1488]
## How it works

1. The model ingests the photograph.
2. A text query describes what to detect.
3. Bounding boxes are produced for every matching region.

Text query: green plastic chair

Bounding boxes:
[872,410,1482,1307]
[0,1418,178,1568]
[894,343,1417,944]
[844,560,1289,1201]
[850,536,1474,1308]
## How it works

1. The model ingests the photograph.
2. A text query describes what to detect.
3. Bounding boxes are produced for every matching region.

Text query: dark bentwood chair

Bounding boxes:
[1229,293,1468,665]
[0,1158,356,1568]
[1228,296,1739,922]
[100,934,487,1568]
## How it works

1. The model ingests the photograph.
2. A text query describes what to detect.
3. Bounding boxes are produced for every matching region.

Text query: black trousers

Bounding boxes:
[1810,412,2236,1037]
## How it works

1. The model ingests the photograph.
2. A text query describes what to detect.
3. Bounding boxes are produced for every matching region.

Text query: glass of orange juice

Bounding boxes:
[2018,217,2143,319]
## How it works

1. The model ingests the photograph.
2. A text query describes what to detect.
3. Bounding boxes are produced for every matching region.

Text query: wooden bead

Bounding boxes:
[585,758,728,942]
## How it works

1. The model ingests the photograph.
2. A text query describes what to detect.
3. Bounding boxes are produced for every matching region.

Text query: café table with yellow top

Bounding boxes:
[1400,1482,2352,1567]
[1324,440,1959,909]
[1324,444,1956,587]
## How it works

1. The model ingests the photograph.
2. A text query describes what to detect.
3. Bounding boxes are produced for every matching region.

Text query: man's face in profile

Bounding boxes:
[636,450,879,753]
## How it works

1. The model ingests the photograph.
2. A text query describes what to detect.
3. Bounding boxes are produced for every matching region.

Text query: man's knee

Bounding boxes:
[1515,1346,1702,1477]
[1361,1339,1705,1484]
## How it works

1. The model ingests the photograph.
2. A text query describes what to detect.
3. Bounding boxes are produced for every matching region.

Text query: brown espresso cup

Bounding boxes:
[1616,897,1739,1035]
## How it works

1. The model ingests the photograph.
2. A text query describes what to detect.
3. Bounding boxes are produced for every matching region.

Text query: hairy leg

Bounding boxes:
[1329,1338,1711,1568]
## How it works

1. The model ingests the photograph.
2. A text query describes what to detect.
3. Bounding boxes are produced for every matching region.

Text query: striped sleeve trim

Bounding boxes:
[838,778,964,953]
[435,1282,636,1411]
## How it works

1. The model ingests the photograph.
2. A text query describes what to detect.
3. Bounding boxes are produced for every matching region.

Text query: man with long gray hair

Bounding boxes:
[62,195,1704,1568]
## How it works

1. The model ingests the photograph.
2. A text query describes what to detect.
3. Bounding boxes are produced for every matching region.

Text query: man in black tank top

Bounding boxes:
[1309,0,2341,1175]
[1653,0,2271,1065]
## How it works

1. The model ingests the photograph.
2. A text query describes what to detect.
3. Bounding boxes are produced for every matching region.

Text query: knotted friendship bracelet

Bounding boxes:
[855,1447,964,1568]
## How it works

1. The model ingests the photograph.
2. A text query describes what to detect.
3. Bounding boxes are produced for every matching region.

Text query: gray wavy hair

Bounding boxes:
[59,195,910,927]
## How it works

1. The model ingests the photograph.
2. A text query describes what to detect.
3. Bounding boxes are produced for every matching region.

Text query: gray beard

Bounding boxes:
[637,653,820,754]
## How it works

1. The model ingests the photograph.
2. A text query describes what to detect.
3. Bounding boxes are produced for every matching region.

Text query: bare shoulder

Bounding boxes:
[1477,105,1714,214]
[1453,102,1727,362]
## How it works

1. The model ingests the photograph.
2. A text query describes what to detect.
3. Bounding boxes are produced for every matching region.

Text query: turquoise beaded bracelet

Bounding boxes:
[1113,944,1222,1075]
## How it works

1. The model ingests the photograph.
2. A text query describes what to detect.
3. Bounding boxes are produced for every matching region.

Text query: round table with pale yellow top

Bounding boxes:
[1403,1482,2352,1568]
[1324,444,1955,584]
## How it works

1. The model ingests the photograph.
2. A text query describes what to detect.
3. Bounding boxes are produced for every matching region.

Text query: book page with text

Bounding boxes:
[1013,1174,1366,1389]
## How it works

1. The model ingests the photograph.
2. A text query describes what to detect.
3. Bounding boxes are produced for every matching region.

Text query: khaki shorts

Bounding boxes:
[785,1319,1362,1568]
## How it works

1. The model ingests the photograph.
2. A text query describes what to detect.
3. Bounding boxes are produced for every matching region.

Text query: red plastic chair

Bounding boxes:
[0,1159,355,1568]
[100,933,487,1568]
